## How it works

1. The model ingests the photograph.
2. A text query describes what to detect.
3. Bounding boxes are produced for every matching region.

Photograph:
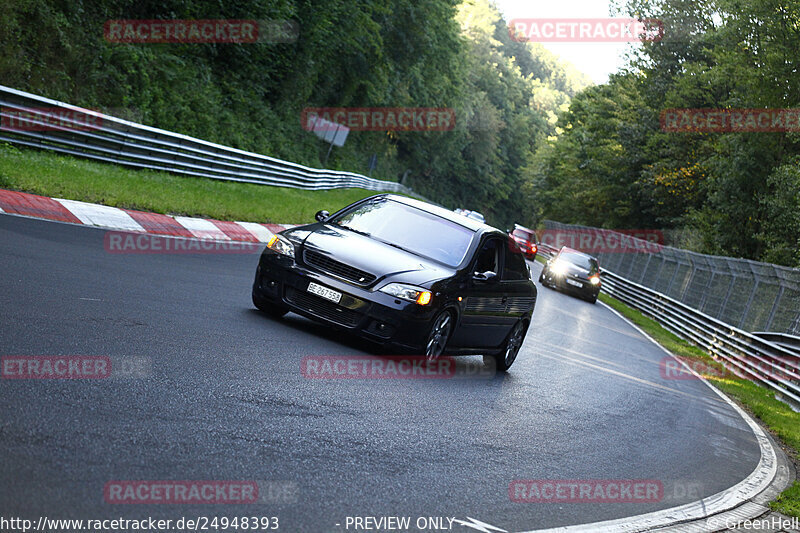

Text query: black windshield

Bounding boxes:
[330,199,474,267]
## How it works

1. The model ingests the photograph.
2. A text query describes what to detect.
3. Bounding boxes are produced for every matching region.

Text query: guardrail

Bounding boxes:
[536,242,800,407]
[0,85,414,194]
[543,220,800,335]
[752,332,800,357]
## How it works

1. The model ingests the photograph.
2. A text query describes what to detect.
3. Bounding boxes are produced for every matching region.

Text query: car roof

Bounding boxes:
[559,246,598,261]
[512,224,535,234]
[375,194,501,235]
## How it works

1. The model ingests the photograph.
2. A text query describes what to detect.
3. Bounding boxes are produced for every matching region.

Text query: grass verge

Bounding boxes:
[598,292,800,517]
[0,144,380,224]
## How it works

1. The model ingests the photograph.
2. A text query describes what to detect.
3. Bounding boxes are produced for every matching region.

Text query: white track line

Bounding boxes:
[55,198,144,232]
[234,221,274,242]
[173,216,230,240]
[518,302,779,533]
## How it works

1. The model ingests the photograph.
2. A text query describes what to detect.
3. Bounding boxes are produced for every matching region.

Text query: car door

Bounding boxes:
[451,236,509,348]
[501,238,537,325]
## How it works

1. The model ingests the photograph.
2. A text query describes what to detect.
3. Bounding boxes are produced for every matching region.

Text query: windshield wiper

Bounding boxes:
[335,224,372,238]
[335,224,420,256]
[377,239,418,256]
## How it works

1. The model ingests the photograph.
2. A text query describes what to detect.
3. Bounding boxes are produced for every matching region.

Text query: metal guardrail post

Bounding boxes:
[698,271,715,312]
[738,279,760,330]
[764,285,785,332]
[719,275,737,321]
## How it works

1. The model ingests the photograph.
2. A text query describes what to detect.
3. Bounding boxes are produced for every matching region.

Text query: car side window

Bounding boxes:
[474,238,501,274]
[503,239,529,281]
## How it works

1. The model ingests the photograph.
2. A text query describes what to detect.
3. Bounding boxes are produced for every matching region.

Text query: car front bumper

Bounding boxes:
[252,251,442,352]
[546,271,600,298]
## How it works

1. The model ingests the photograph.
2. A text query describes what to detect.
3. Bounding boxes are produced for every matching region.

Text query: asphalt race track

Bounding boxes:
[0,214,762,532]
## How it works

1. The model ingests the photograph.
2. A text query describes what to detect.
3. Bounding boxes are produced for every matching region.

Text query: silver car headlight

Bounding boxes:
[266,234,295,258]
[379,283,432,305]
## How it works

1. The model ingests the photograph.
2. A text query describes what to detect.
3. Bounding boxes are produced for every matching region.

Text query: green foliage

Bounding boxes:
[530,0,800,266]
[771,481,800,518]
[0,145,377,224]
[0,0,589,230]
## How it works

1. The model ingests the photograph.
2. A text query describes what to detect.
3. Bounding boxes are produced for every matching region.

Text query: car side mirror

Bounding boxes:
[472,271,498,283]
[315,210,330,222]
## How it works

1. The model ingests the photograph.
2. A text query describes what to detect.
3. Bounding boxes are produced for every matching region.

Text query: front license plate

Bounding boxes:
[566,279,582,287]
[307,282,342,303]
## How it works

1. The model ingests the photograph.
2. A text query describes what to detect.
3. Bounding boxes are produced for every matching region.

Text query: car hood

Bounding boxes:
[564,263,592,278]
[287,224,455,286]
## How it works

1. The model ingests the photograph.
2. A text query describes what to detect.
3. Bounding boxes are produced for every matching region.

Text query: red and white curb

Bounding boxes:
[0,189,292,242]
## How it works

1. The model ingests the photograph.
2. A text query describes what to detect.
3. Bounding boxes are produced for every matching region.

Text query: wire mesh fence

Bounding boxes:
[543,220,800,335]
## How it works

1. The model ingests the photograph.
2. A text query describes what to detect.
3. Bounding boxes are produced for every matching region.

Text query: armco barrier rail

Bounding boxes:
[543,220,800,335]
[537,242,800,407]
[0,85,413,194]
[752,332,800,357]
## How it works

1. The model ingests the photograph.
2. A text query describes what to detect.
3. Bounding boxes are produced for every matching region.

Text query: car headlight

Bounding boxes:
[590,275,601,285]
[266,234,295,258]
[379,283,432,305]
[550,260,568,276]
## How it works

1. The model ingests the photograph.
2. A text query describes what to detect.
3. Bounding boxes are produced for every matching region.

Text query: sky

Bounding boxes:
[493,0,637,84]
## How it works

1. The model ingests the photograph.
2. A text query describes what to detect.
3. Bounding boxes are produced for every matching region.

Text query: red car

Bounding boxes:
[509,224,538,260]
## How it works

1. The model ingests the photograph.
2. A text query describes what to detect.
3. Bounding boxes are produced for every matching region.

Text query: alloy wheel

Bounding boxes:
[425,312,452,360]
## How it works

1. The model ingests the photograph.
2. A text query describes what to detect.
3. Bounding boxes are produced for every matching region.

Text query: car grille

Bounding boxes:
[285,286,362,327]
[303,249,377,286]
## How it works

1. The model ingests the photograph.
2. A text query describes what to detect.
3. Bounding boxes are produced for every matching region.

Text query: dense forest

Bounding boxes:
[0,0,588,229]
[1,0,798,266]
[528,0,800,267]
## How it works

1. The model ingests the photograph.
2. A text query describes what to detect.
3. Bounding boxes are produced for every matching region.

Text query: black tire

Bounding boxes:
[252,289,288,318]
[424,310,453,360]
[586,294,597,304]
[492,320,527,372]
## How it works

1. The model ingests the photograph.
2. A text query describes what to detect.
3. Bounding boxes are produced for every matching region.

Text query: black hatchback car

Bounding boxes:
[539,247,601,303]
[252,195,537,371]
